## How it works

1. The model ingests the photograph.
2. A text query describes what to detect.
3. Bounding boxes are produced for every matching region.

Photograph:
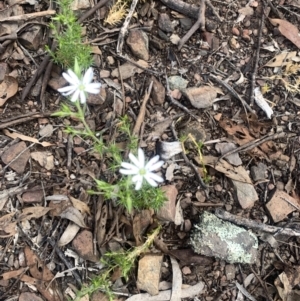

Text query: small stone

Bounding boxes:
[170,89,182,99]
[158,29,169,41]
[180,18,193,30]
[73,147,85,155]
[31,152,54,170]
[126,30,149,61]
[22,186,43,203]
[72,230,99,262]
[39,124,53,138]
[137,254,163,295]
[225,264,235,280]
[231,180,258,209]
[229,37,240,49]
[156,185,178,222]
[151,75,165,105]
[99,70,110,78]
[71,0,90,10]
[158,13,174,33]
[232,27,240,36]
[1,141,30,174]
[251,162,267,182]
[214,184,223,192]
[168,76,188,91]
[106,56,115,65]
[242,29,251,41]
[182,266,191,275]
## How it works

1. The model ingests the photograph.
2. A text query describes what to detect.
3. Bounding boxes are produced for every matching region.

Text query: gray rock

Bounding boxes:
[232,180,258,209]
[251,162,267,182]
[190,212,258,264]
[168,75,188,91]
[180,18,193,30]
[126,30,149,61]
[158,13,174,33]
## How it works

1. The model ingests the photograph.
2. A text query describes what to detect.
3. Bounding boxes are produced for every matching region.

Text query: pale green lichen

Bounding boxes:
[190,212,258,264]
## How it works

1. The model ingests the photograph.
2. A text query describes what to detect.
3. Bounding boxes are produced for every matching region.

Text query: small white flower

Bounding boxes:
[58,67,102,104]
[120,148,164,190]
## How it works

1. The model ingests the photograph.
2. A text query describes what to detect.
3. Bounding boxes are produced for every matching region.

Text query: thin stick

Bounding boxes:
[208,73,255,115]
[78,0,111,23]
[132,81,153,136]
[165,73,200,122]
[214,208,300,237]
[178,0,205,50]
[205,0,223,22]
[116,0,139,54]
[250,4,265,105]
[4,10,56,22]
[219,131,292,160]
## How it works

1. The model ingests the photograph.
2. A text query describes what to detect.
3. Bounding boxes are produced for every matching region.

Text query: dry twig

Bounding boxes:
[215,209,300,237]
[165,73,200,122]
[116,0,139,54]
[132,81,153,136]
[3,10,56,22]
[219,131,294,160]
[178,0,206,50]
[250,4,266,105]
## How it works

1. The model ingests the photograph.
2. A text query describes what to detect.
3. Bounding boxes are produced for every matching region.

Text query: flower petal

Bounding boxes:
[144,174,158,187]
[58,86,77,94]
[70,89,80,102]
[147,172,164,183]
[132,174,142,183]
[85,83,101,94]
[83,68,93,85]
[145,155,159,169]
[63,70,80,85]
[121,162,139,172]
[134,178,143,190]
[137,148,145,168]
[147,160,164,172]
[119,168,138,175]
[129,152,142,169]
[79,91,86,104]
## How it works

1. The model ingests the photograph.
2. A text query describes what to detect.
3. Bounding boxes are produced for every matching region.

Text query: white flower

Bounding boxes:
[58,67,102,104]
[120,148,164,190]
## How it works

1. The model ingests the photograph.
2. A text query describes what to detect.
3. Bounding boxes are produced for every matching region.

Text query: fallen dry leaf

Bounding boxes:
[60,206,87,228]
[1,268,28,280]
[0,212,17,237]
[24,246,54,281]
[18,206,52,222]
[269,18,300,49]
[264,51,297,67]
[69,196,91,215]
[31,151,54,170]
[0,76,18,106]
[58,222,80,247]
[3,129,53,147]
[201,155,253,184]
[266,190,300,222]
[184,86,223,109]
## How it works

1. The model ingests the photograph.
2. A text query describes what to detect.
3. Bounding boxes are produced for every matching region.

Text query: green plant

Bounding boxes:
[74,226,161,300]
[180,133,210,183]
[47,0,92,69]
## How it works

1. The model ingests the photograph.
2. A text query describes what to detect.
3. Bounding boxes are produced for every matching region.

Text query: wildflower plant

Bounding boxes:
[53,58,166,299]
[46,0,92,69]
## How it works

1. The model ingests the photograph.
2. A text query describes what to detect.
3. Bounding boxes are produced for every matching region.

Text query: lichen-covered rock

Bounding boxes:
[190,212,258,264]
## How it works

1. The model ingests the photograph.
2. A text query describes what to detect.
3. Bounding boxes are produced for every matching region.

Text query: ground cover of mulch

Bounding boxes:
[1,0,300,300]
